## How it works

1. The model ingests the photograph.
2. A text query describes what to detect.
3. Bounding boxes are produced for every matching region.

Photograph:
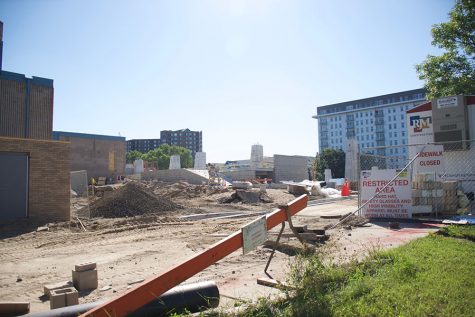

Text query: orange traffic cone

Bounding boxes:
[341,179,350,197]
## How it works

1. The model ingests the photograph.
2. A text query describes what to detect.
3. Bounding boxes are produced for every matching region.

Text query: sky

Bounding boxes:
[0,0,453,163]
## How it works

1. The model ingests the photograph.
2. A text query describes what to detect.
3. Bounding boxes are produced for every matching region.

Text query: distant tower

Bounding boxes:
[250,144,264,167]
[194,152,206,170]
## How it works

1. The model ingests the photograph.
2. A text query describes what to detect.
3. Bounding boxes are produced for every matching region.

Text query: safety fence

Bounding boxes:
[357,140,475,218]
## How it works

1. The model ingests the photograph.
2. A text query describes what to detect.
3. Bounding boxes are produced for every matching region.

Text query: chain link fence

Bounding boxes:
[358,140,475,218]
[70,170,90,219]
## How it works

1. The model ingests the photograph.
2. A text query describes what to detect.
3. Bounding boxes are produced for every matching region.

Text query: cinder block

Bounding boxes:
[44,281,73,297]
[412,205,432,214]
[75,262,97,272]
[412,189,421,197]
[50,290,65,309]
[421,190,431,198]
[50,287,78,309]
[443,181,457,191]
[72,269,98,291]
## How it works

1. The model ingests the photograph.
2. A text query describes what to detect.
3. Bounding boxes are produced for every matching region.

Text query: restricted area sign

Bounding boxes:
[361,169,412,218]
[242,216,268,254]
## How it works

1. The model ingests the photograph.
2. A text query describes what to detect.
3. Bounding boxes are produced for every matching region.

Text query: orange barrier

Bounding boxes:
[80,194,309,317]
[341,179,350,197]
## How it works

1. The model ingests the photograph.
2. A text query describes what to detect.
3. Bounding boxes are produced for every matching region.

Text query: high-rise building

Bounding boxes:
[160,129,202,158]
[127,129,203,158]
[313,88,426,168]
[126,138,164,153]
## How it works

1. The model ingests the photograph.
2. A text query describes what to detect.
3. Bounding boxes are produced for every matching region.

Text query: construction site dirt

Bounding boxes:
[0,182,441,314]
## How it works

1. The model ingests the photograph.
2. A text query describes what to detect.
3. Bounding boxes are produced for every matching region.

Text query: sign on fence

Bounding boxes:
[414,145,445,174]
[242,216,268,254]
[361,169,412,218]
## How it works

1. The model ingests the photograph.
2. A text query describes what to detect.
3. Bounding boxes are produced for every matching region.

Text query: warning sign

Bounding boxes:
[361,169,412,218]
[242,216,268,254]
[414,145,445,173]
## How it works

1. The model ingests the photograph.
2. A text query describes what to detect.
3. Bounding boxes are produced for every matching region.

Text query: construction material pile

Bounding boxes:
[218,190,273,204]
[151,181,230,199]
[88,182,183,218]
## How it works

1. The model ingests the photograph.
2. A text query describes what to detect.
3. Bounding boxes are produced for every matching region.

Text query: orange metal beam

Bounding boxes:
[80,194,308,317]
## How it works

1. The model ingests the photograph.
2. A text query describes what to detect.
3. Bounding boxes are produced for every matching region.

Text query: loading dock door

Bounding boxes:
[0,153,28,221]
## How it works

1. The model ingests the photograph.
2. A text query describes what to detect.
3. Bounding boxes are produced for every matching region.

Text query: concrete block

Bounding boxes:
[412,205,432,214]
[287,184,308,195]
[44,281,73,297]
[75,262,97,272]
[49,290,65,309]
[0,302,30,316]
[50,287,78,309]
[443,181,457,191]
[72,269,98,291]
[421,190,431,198]
[65,288,79,306]
[411,189,421,197]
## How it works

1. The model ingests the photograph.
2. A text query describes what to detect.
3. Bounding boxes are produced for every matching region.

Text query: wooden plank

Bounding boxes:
[256,277,290,289]
[80,195,308,317]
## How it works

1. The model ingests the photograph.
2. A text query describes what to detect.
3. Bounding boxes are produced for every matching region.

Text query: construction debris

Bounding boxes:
[86,183,183,218]
[218,190,273,204]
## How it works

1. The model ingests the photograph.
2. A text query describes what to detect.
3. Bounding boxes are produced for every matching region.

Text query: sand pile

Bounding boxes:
[89,182,182,218]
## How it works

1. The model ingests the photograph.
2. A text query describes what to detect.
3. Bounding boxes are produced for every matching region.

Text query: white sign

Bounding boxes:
[437,96,458,109]
[361,169,412,218]
[242,216,268,254]
[407,109,434,160]
[414,145,445,173]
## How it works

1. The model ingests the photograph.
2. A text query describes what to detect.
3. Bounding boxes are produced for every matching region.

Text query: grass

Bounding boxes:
[438,224,475,241]
[230,225,475,317]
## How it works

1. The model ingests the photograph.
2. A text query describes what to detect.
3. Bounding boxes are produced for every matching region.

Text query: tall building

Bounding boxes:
[160,129,202,158]
[0,21,54,140]
[126,129,203,158]
[313,88,426,168]
[127,138,164,153]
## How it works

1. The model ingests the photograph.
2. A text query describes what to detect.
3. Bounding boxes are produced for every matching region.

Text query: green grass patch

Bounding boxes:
[235,232,475,317]
[438,224,475,241]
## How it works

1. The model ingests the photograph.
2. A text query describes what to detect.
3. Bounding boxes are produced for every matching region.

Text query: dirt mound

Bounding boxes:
[88,182,183,218]
[151,181,230,199]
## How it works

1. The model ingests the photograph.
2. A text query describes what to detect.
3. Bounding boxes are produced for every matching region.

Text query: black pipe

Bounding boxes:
[20,281,219,317]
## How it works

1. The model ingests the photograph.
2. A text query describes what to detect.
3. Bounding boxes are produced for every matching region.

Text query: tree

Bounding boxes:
[314,149,346,180]
[142,144,193,169]
[416,0,475,99]
[126,150,143,164]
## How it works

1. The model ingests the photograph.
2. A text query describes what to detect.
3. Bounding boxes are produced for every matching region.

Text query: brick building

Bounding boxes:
[0,21,70,223]
[127,129,203,158]
[53,131,126,180]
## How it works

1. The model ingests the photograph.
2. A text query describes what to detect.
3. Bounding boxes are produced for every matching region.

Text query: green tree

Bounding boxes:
[314,149,346,180]
[416,0,475,99]
[142,144,193,169]
[126,150,143,164]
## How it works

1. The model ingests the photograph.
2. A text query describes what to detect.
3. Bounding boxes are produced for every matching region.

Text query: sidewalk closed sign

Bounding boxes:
[414,145,445,174]
[361,169,412,218]
[242,216,268,254]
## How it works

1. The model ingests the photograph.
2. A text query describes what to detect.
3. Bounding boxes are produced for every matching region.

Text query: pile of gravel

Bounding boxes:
[89,182,183,218]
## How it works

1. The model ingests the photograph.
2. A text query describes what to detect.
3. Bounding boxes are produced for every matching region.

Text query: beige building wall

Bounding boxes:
[54,133,126,180]
[0,137,70,222]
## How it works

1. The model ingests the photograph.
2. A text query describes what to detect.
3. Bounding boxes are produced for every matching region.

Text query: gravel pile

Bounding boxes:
[89,182,183,218]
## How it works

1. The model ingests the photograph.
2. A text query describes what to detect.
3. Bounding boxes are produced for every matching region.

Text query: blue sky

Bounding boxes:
[0,0,453,162]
